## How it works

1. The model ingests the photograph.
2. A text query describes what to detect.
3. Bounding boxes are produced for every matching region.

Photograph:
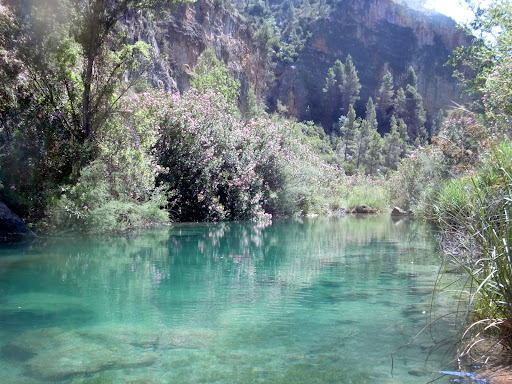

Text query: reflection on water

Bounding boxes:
[0,216,460,383]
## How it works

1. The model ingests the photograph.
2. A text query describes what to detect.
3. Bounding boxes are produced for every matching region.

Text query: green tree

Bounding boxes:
[323,65,339,128]
[376,70,394,113]
[339,54,361,114]
[393,87,406,117]
[397,117,409,157]
[405,65,418,88]
[383,115,402,170]
[0,0,188,218]
[365,130,383,175]
[365,97,378,132]
[14,0,187,152]
[190,47,241,111]
[403,83,427,142]
[323,55,360,128]
[448,1,504,101]
[467,1,512,132]
[339,103,357,161]
[354,118,370,170]
[69,0,186,144]
[323,59,344,128]
[362,97,382,174]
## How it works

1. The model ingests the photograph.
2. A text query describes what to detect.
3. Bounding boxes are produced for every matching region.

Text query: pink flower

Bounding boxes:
[83,206,89,210]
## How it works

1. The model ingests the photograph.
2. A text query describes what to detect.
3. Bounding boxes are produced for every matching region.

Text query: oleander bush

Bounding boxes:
[152,89,344,221]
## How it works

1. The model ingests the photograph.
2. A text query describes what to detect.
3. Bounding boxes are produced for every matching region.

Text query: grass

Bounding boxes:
[431,141,512,361]
[340,173,390,212]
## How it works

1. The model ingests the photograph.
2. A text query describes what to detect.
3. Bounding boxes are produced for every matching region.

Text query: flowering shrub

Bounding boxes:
[151,89,343,221]
[44,87,346,229]
[433,108,488,174]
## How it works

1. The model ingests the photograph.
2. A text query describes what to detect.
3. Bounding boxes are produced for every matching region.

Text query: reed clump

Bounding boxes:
[432,141,512,360]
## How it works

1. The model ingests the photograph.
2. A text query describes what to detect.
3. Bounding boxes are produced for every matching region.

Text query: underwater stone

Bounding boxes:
[408,368,428,376]
[0,343,36,362]
[158,328,217,350]
[4,328,160,381]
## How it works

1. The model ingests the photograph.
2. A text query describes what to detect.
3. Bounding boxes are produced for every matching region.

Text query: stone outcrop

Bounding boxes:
[352,205,379,214]
[390,207,411,216]
[0,201,36,239]
[124,0,267,102]
[271,0,467,124]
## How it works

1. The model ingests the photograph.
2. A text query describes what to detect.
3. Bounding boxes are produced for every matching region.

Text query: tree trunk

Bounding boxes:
[83,55,93,141]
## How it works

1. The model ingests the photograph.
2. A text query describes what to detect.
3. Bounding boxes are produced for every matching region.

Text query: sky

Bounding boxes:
[423,0,475,23]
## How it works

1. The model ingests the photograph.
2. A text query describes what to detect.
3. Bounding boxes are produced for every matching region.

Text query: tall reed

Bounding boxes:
[432,141,512,358]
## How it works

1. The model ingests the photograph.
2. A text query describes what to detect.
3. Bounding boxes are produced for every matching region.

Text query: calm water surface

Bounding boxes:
[0,216,461,383]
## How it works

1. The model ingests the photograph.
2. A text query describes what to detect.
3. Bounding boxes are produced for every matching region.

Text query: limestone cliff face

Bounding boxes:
[123,0,264,97]
[124,0,466,128]
[272,0,468,124]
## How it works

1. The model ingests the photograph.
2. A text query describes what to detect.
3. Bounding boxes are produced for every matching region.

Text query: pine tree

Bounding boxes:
[404,84,426,142]
[365,97,378,132]
[376,70,394,113]
[362,97,382,174]
[339,55,361,114]
[323,60,344,128]
[393,87,406,118]
[339,103,357,161]
[397,118,409,157]
[354,118,370,170]
[415,125,428,147]
[383,115,402,170]
[405,66,418,88]
[365,130,383,175]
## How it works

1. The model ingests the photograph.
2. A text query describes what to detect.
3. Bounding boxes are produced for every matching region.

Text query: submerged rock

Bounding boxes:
[408,368,429,377]
[158,328,217,350]
[3,328,160,381]
[2,325,220,381]
[77,325,159,349]
[0,292,91,314]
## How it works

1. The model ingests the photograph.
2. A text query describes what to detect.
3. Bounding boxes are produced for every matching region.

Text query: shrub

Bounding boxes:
[45,91,169,233]
[152,89,344,221]
[388,145,447,212]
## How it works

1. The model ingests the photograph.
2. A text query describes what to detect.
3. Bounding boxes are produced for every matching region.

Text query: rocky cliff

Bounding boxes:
[123,0,268,103]
[271,0,468,126]
[127,0,467,129]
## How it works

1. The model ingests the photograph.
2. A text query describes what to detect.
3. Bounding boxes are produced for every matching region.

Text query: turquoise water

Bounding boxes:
[0,216,460,383]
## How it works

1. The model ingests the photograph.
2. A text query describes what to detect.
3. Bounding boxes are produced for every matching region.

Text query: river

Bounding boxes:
[0,216,462,383]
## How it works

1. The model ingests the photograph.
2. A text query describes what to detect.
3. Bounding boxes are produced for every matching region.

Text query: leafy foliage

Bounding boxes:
[0,0,187,224]
[45,91,170,233]
[190,47,241,111]
[151,89,344,221]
